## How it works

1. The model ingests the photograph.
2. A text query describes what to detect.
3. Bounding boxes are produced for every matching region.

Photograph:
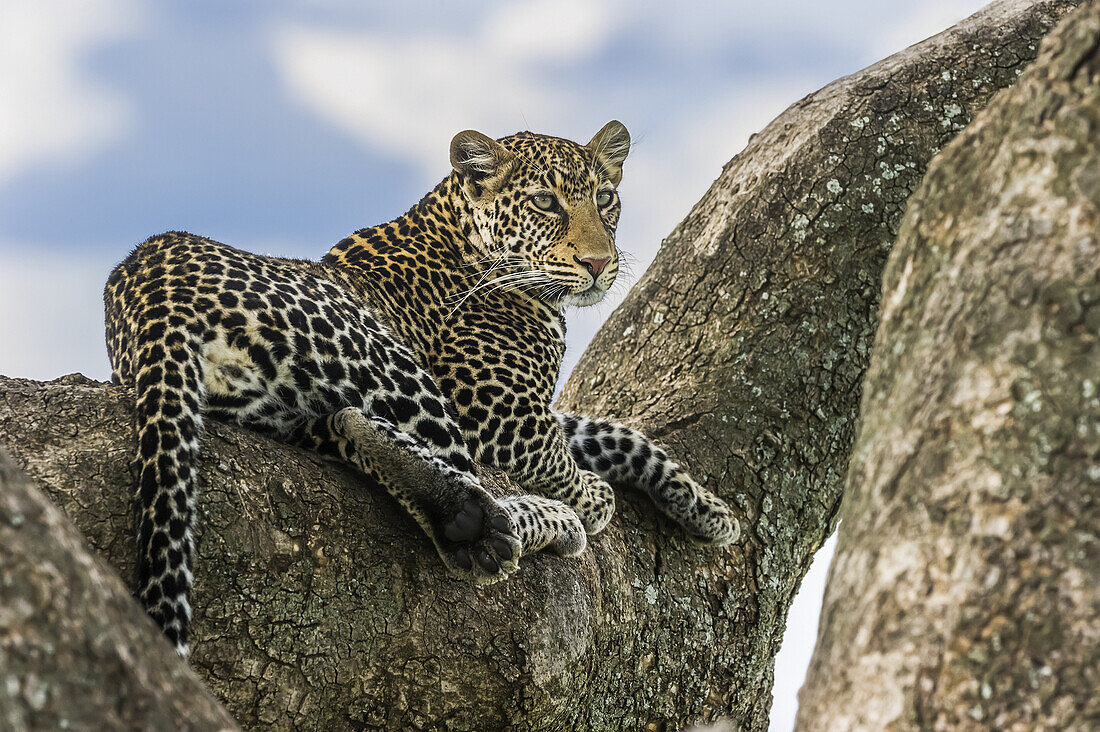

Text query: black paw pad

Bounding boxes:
[490,514,511,532]
[444,500,484,542]
[454,548,473,570]
[475,548,498,573]
[491,538,513,560]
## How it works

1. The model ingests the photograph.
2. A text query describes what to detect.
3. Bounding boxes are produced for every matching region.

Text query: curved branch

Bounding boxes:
[558,0,1079,726]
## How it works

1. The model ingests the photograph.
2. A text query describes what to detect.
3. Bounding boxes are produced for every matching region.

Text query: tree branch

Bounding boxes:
[558,0,1080,726]
[0,449,237,730]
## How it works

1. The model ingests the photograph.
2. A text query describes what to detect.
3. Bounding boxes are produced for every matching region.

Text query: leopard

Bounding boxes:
[103,121,739,656]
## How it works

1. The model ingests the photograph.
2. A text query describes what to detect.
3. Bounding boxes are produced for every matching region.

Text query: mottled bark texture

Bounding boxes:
[0,2,1080,730]
[0,449,238,731]
[558,0,1079,728]
[796,4,1100,730]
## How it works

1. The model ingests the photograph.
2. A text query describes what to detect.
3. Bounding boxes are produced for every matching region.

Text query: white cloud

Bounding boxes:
[866,1,990,61]
[626,1,990,64]
[485,0,613,61]
[270,0,614,185]
[621,78,814,268]
[0,0,143,187]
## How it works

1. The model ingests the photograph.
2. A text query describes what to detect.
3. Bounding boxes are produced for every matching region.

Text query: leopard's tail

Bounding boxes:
[555,411,739,546]
[127,315,205,656]
[105,239,208,656]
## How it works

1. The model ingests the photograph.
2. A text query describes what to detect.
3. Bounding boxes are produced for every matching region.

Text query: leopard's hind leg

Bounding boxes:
[288,408,586,566]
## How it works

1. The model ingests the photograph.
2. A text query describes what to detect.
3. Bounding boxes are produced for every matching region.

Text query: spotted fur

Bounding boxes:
[104,121,738,655]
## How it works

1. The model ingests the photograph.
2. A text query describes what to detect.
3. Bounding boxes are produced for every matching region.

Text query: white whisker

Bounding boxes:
[445,250,514,317]
[446,264,556,313]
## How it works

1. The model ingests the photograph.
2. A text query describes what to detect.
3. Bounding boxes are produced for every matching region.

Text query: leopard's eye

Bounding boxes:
[532,193,557,211]
[596,191,613,207]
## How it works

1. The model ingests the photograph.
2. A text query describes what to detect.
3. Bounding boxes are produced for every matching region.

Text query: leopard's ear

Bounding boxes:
[450,130,516,195]
[586,120,630,186]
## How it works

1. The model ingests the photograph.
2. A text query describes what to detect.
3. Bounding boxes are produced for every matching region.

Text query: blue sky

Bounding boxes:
[0,1,988,728]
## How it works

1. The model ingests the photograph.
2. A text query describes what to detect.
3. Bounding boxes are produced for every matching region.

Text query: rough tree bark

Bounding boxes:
[0,450,238,731]
[559,0,1080,727]
[796,4,1099,730]
[0,1,1080,730]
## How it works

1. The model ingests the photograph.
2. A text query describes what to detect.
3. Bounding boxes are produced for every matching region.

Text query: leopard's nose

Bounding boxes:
[574,255,611,277]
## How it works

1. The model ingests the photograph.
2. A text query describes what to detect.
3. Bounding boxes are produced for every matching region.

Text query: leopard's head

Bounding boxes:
[449,121,630,307]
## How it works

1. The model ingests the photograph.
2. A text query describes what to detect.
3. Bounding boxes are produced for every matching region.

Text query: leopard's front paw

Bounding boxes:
[433,493,522,583]
[654,472,740,546]
[500,495,587,557]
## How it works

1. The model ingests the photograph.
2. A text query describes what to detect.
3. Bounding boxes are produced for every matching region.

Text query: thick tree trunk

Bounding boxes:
[0,1,1080,730]
[558,0,1080,727]
[796,4,1100,730]
[0,449,238,731]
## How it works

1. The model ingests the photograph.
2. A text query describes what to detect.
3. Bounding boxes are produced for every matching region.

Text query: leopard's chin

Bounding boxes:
[563,284,608,307]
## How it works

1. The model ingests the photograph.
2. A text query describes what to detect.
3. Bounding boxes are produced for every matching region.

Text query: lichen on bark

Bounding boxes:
[797,3,1100,729]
